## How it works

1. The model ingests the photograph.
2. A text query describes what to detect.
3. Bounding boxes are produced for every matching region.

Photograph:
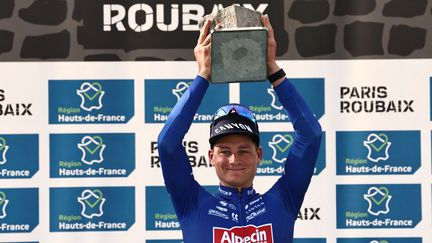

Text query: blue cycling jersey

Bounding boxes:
[158,75,322,243]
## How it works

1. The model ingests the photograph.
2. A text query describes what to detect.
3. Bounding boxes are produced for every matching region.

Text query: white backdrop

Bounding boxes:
[0,60,430,243]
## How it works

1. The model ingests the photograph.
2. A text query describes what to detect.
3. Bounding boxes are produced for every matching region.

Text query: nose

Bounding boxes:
[228,153,238,165]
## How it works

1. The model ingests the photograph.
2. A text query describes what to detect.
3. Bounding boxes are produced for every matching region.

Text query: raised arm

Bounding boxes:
[157,20,212,215]
[262,15,322,212]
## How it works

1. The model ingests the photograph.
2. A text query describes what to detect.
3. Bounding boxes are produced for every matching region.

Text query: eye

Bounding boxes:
[220,150,231,156]
[239,149,251,155]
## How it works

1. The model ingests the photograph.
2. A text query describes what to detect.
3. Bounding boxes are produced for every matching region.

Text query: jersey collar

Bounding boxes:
[217,185,256,199]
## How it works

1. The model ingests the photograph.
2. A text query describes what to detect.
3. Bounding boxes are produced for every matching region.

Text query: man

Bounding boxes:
[158,15,322,242]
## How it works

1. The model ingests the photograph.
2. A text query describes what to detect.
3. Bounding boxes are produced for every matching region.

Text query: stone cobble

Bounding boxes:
[0,0,431,60]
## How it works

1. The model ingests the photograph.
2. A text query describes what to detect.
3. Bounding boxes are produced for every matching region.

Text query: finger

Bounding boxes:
[201,33,212,46]
[215,23,223,30]
[261,14,274,39]
[198,19,211,44]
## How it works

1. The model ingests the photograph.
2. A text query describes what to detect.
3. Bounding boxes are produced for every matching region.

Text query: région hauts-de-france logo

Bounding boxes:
[0,137,9,165]
[77,189,106,219]
[76,82,105,111]
[0,191,9,219]
[363,187,392,216]
[49,79,134,124]
[267,88,283,110]
[77,136,106,165]
[363,133,391,162]
[172,82,190,101]
[268,134,294,163]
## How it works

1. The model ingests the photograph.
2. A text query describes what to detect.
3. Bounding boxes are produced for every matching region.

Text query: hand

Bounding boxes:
[261,14,284,86]
[194,19,212,80]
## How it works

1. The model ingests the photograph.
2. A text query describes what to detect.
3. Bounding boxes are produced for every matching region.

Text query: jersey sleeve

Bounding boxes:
[270,78,322,213]
[157,75,209,219]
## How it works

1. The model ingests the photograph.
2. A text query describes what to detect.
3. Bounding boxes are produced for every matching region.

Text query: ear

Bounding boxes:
[208,149,215,166]
[256,146,263,165]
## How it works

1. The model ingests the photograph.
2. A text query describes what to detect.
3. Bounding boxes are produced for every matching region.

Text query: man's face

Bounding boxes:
[209,134,262,189]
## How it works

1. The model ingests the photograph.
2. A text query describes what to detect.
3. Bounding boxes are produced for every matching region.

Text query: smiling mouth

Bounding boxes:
[227,168,245,171]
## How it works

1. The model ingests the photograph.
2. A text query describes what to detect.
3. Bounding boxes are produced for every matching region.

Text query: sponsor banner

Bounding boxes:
[150,140,212,169]
[240,78,324,122]
[336,131,420,175]
[0,188,39,233]
[48,80,134,124]
[50,133,135,178]
[259,132,325,176]
[146,186,218,230]
[50,187,135,232]
[75,1,284,53]
[0,134,38,179]
[297,207,322,221]
[144,79,228,123]
[339,85,414,114]
[0,89,32,117]
[336,184,421,228]
[337,238,422,243]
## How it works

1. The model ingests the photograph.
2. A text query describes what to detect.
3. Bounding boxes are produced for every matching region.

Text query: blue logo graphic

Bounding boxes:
[145,79,229,123]
[337,237,422,243]
[146,186,218,230]
[50,133,135,178]
[336,184,421,228]
[240,78,324,122]
[0,188,38,233]
[259,132,326,176]
[336,131,420,175]
[77,189,106,219]
[49,80,134,124]
[0,135,38,179]
[50,187,135,232]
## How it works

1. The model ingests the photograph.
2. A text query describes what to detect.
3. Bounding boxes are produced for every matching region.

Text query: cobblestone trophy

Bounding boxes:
[200,5,268,83]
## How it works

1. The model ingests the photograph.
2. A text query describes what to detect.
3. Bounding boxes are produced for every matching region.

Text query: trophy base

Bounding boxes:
[211,27,268,84]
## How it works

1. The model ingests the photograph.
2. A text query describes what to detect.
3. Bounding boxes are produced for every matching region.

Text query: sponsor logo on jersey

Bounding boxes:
[213,224,273,243]
[49,80,134,124]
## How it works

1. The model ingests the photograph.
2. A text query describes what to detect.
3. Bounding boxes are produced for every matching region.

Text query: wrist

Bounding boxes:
[198,70,210,81]
[267,63,280,76]
[267,68,286,84]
